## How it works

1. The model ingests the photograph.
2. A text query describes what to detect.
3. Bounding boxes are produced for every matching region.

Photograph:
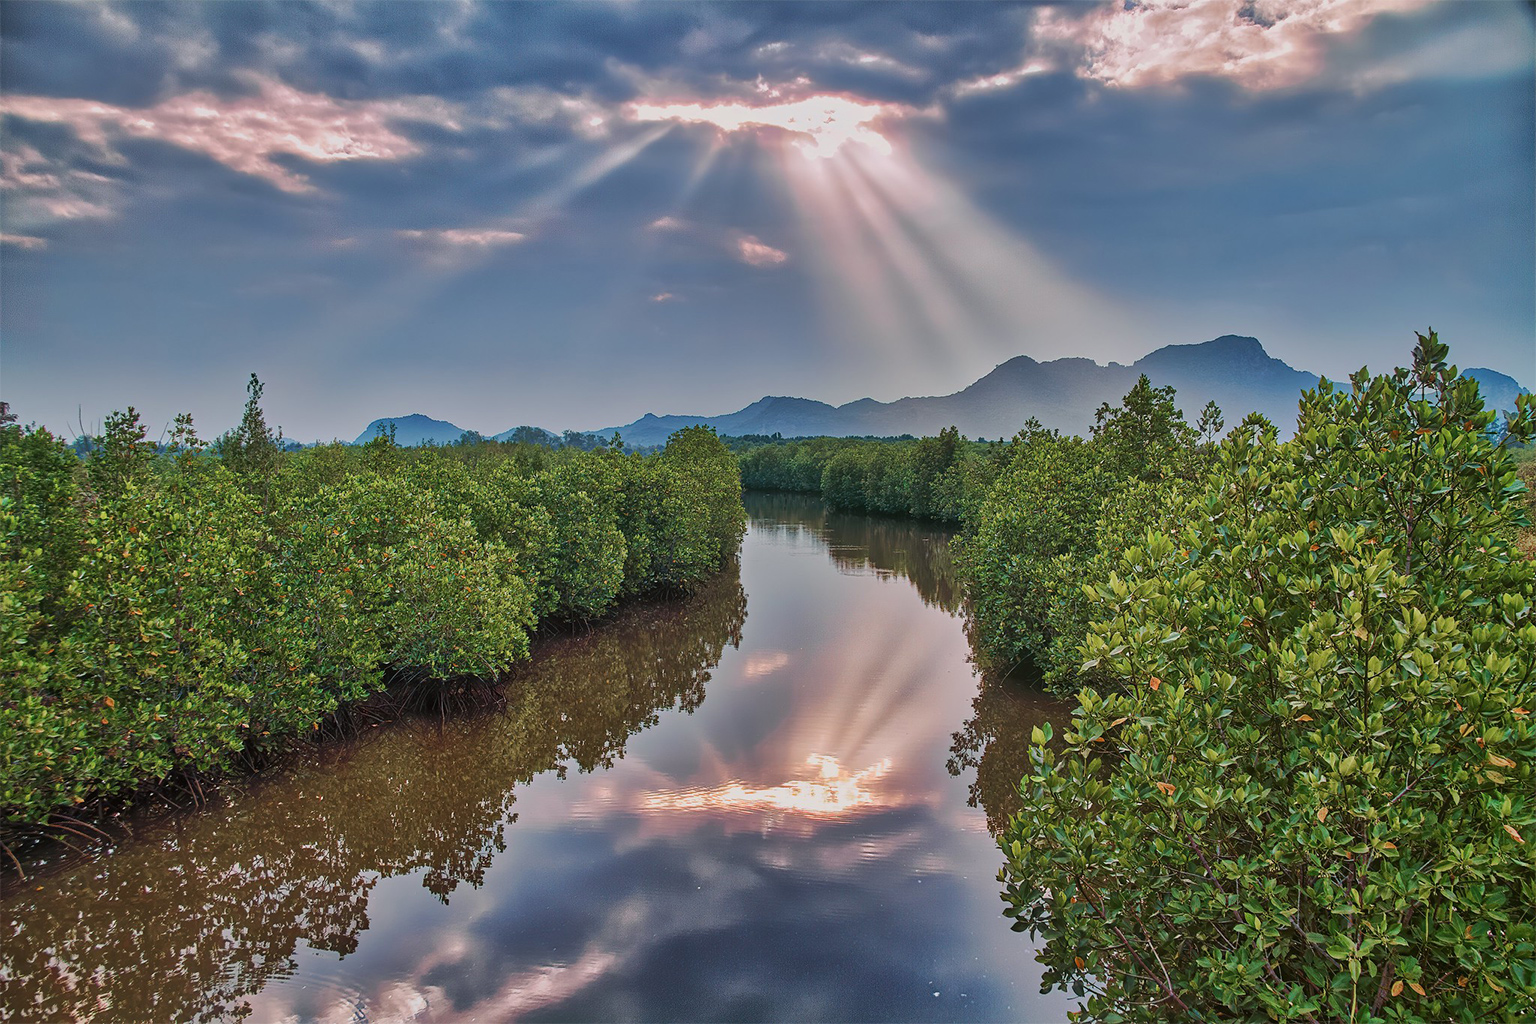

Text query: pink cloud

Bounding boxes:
[651,292,677,302]
[0,74,444,195]
[0,234,47,250]
[396,228,527,248]
[1035,0,1432,91]
[736,235,788,267]
[648,216,686,231]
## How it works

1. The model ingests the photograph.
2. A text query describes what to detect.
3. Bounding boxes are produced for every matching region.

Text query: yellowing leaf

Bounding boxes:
[1409,982,1425,997]
[1074,956,1086,969]
[1488,754,1516,769]
[1155,781,1176,796]
[1317,807,1328,823]
[1504,824,1524,844]
[103,697,115,708]
[1149,676,1161,691]
[1390,980,1403,997]
[1296,714,1313,722]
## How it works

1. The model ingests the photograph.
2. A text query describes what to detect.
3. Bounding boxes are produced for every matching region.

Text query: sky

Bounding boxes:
[2,0,1532,442]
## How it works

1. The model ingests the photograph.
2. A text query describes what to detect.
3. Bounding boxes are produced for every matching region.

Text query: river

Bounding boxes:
[1,493,1074,1023]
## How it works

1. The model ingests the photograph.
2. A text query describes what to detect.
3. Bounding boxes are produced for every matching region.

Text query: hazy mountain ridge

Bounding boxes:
[356,337,1529,448]
[602,336,1322,446]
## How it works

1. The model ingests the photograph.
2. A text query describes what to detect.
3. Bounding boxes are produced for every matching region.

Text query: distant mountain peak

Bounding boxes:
[1138,335,1267,363]
[353,413,470,447]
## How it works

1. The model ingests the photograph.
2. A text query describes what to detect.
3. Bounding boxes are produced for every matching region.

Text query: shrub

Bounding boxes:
[955,433,1113,675]
[1001,333,1536,1021]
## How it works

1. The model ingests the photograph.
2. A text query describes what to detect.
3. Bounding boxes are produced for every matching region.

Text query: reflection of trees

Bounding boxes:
[744,492,961,613]
[946,666,1074,837]
[0,568,746,1024]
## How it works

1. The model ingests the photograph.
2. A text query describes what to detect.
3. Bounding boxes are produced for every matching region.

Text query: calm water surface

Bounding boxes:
[2,493,1073,1023]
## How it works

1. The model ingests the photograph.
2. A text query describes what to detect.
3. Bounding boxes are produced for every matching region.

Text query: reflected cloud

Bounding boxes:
[640,755,894,817]
[457,948,619,1021]
[741,650,790,679]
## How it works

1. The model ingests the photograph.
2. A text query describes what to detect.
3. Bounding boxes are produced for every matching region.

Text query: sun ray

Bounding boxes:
[515,124,674,219]
[828,154,990,364]
[288,126,678,366]
[771,126,1136,379]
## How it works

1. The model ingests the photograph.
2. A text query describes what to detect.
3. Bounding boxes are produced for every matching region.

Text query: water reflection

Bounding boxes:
[3,494,1074,1023]
[640,754,896,817]
[946,664,1075,837]
[0,570,746,1024]
[743,491,961,612]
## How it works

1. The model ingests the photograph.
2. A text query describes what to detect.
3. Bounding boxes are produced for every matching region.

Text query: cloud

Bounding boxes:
[951,61,1054,97]
[648,216,686,231]
[0,143,120,227]
[628,94,903,159]
[735,235,788,267]
[1,73,448,195]
[814,43,925,81]
[485,85,613,140]
[1034,0,1434,91]
[650,292,677,303]
[0,234,48,250]
[396,228,527,248]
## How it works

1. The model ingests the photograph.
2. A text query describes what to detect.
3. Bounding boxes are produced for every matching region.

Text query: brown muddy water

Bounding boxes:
[1,492,1074,1023]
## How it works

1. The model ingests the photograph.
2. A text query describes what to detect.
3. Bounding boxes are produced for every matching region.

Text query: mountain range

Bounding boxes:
[353,336,1530,448]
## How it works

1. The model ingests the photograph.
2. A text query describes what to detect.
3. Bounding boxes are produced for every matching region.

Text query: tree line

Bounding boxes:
[0,377,746,842]
[735,427,1010,522]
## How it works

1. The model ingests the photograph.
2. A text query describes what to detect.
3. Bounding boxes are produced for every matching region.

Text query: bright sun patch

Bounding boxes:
[627,94,896,159]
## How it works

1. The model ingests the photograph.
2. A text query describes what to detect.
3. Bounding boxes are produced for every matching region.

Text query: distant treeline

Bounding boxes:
[0,380,745,833]
[70,421,628,457]
[734,428,1011,522]
[418,425,620,452]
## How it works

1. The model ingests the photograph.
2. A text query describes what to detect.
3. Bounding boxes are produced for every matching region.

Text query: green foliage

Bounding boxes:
[0,384,746,830]
[215,374,283,487]
[1091,374,1200,482]
[736,428,1002,523]
[86,407,157,501]
[956,435,1114,676]
[1001,333,1536,1021]
[955,381,1219,686]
